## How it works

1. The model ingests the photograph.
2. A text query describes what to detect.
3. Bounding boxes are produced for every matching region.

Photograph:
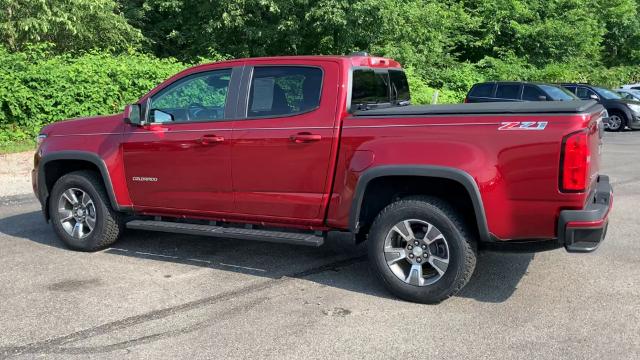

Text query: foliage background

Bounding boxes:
[2,0,640,143]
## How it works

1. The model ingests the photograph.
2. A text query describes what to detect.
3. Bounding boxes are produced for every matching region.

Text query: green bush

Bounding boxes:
[2,43,640,145]
[0,45,186,143]
[404,67,466,105]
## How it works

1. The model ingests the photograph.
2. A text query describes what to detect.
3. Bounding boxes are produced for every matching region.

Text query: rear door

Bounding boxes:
[231,61,340,221]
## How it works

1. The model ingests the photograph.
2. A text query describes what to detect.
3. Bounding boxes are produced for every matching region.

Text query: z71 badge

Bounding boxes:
[498,121,548,130]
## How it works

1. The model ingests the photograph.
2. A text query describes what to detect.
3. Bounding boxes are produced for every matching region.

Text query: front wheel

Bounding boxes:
[368,197,477,303]
[49,170,124,251]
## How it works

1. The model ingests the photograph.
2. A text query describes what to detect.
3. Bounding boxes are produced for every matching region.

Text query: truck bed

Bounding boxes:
[352,100,600,117]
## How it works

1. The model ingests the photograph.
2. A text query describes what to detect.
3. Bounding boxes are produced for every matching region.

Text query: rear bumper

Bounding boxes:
[558,175,613,253]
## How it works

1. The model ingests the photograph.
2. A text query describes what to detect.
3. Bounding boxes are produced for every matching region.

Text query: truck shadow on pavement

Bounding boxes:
[0,209,535,304]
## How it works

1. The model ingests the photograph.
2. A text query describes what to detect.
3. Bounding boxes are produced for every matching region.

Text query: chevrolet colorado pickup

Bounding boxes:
[33,55,613,303]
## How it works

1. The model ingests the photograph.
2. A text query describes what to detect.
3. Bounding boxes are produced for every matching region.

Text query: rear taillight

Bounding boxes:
[560,131,590,192]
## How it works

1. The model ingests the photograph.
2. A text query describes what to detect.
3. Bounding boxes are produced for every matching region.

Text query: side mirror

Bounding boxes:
[589,94,599,101]
[538,95,548,101]
[123,104,142,125]
[152,109,174,123]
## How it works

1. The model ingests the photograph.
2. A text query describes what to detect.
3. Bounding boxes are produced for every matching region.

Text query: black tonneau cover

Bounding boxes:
[352,100,601,117]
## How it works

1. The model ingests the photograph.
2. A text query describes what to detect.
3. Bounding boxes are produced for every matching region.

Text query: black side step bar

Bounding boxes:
[126,220,325,247]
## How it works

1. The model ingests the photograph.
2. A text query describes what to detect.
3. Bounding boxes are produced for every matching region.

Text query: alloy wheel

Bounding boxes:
[608,114,623,131]
[57,188,97,239]
[383,219,450,286]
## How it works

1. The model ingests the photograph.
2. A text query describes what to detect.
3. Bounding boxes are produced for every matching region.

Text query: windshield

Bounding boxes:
[594,87,622,100]
[538,85,578,101]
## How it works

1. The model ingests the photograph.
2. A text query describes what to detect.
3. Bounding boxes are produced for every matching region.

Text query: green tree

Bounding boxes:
[0,0,143,53]
[457,0,603,66]
[593,0,640,66]
[119,0,383,60]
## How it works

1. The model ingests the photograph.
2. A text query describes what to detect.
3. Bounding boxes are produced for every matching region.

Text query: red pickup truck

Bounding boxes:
[32,55,613,303]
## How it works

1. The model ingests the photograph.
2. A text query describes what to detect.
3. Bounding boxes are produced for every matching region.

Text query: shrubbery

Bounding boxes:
[2,43,640,144]
[0,45,186,143]
[2,0,640,146]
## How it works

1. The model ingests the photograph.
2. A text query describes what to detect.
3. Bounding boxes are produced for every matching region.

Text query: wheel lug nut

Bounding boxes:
[407,245,413,250]
[409,254,414,258]
[416,258,422,263]
[414,241,419,246]
[421,245,426,249]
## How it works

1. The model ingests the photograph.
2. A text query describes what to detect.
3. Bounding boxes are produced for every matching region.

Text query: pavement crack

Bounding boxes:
[25,297,269,355]
[0,255,365,359]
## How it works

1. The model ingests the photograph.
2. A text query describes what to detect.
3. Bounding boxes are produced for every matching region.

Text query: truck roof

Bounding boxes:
[188,55,403,71]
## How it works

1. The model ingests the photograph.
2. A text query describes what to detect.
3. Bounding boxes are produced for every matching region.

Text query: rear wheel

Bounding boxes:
[368,196,477,303]
[607,112,626,132]
[49,170,124,251]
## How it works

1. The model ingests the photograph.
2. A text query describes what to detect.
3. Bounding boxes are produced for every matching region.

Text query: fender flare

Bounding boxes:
[38,151,129,219]
[348,165,491,242]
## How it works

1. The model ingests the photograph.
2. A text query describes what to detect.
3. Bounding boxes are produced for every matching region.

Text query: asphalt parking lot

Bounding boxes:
[1,132,639,360]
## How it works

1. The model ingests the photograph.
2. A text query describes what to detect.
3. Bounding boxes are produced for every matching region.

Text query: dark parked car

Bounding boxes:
[465,81,578,103]
[561,83,640,131]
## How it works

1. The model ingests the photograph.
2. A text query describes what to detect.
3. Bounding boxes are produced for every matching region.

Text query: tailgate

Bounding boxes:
[587,109,606,196]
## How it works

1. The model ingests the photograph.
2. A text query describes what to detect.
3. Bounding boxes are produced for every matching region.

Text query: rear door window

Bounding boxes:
[468,83,494,98]
[495,84,522,100]
[247,66,323,118]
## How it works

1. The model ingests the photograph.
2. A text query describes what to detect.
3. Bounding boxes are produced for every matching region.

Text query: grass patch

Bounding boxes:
[0,140,36,155]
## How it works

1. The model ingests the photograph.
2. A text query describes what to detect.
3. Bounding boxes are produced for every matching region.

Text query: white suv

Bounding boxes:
[619,83,640,90]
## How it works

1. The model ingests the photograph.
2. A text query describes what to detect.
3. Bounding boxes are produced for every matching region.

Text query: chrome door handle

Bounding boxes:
[199,135,225,144]
[290,133,322,143]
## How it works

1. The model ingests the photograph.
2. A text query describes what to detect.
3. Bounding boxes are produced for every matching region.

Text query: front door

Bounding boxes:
[232,62,340,221]
[122,67,238,215]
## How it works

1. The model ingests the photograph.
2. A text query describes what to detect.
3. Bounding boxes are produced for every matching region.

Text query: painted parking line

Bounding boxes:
[186,258,212,264]
[134,251,180,259]
[219,263,267,272]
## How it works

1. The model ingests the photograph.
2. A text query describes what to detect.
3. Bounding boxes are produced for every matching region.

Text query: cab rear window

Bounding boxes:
[351,68,410,110]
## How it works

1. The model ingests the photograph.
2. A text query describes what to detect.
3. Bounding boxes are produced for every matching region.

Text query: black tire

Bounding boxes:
[367,196,477,303]
[49,170,124,251]
[607,111,626,132]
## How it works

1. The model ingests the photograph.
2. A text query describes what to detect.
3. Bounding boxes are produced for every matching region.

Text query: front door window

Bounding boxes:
[149,69,232,123]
